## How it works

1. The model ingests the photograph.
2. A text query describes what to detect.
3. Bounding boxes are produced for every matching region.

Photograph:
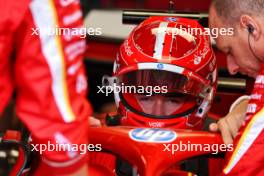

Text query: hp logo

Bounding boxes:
[129,128,177,143]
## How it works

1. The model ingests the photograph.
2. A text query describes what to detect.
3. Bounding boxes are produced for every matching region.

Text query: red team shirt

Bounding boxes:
[0,0,92,174]
[223,65,264,175]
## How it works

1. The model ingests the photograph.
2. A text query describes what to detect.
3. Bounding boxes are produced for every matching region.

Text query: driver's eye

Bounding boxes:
[167,97,182,104]
[138,97,152,102]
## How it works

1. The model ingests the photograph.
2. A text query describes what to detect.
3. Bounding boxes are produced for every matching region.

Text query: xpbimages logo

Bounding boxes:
[31,26,102,39]
[97,83,168,96]
[31,141,102,155]
[163,141,233,155]
[155,25,234,39]
[97,75,168,96]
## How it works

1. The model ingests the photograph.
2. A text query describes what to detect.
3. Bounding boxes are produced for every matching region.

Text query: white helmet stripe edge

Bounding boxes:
[137,63,184,74]
[153,22,168,60]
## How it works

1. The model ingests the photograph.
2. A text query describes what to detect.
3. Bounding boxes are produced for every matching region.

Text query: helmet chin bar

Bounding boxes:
[112,78,214,128]
[186,87,214,127]
[186,66,218,127]
[116,92,204,130]
[120,92,199,119]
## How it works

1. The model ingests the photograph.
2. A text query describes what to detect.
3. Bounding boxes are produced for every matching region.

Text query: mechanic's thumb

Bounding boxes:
[89,117,101,127]
[209,123,219,132]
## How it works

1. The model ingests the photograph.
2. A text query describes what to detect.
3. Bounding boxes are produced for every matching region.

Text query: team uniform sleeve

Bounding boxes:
[223,74,264,175]
[12,0,92,174]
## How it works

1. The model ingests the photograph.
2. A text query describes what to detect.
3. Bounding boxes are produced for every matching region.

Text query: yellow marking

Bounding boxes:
[48,0,75,122]
[223,107,264,173]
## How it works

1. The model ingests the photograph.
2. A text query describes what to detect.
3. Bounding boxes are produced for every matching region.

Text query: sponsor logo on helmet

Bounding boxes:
[250,94,262,100]
[209,56,216,72]
[148,122,165,128]
[247,103,257,114]
[256,75,264,84]
[255,75,264,88]
[164,17,178,22]
[124,40,133,56]
[194,56,202,65]
[157,63,164,70]
[129,128,177,143]
[194,44,210,65]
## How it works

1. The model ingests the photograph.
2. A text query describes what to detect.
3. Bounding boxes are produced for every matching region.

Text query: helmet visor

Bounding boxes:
[117,69,207,118]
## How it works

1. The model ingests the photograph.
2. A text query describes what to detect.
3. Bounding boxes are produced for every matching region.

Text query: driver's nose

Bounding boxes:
[227,55,239,75]
[152,97,165,116]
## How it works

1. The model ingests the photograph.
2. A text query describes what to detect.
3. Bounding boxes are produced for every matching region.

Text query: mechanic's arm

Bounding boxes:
[209,96,249,144]
[14,0,93,175]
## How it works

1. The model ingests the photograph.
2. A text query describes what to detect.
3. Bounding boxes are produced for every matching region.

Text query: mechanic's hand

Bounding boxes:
[89,116,101,126]
[209,99,248,145]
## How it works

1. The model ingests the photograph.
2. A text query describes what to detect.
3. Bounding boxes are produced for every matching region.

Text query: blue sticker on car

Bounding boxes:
[157,63,164,70]
[165,17,178,22]
[129,128,177,143]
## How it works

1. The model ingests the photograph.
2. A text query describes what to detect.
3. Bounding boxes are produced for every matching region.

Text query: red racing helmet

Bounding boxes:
[105,16,217,129]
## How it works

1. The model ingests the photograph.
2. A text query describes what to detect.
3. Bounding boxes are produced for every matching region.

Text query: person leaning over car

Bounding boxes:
[0,0,97,175]
[208,0,264,175]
